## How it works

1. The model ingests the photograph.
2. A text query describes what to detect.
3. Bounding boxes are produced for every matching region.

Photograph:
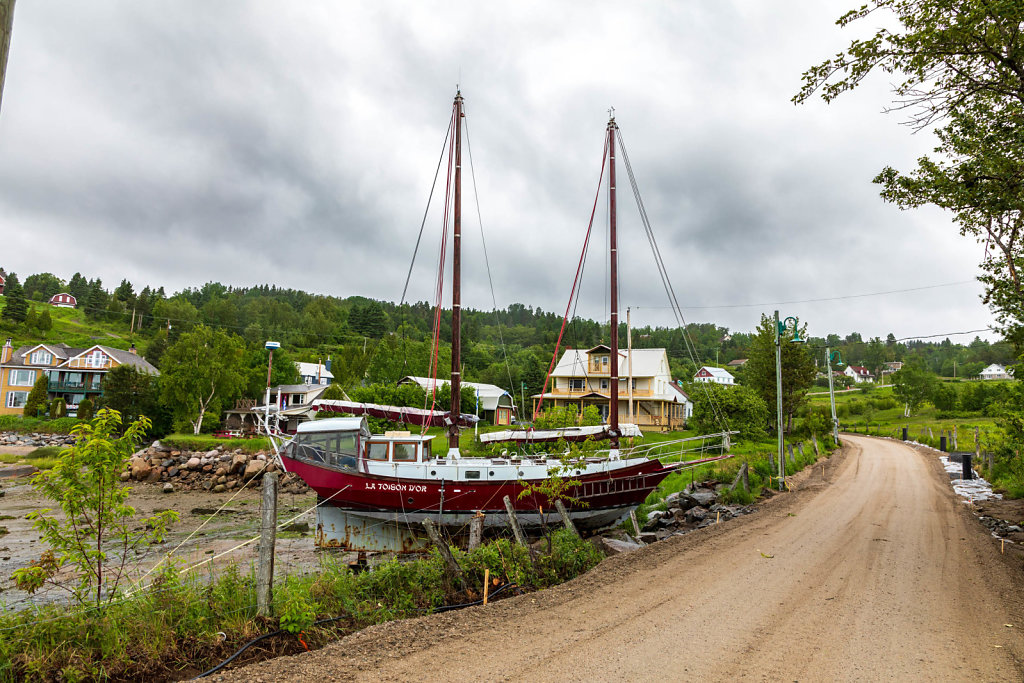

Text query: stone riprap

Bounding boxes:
[0,432,76,448]
[120,441,309,495]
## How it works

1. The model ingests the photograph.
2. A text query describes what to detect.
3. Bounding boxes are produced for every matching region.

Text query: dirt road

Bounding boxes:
[224,436,1024,682]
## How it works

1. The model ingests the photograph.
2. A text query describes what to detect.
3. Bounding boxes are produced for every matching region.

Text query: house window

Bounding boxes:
[600,379,608,390]
[569,378,585,391]
[29,350,53,365]
[8,369,36,387]
[632,378,637,391]
[602,356,609,368]
[5,391,29,408]
[84,351,107,368]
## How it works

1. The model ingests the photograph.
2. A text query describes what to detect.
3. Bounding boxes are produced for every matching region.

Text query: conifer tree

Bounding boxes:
[1,272,28,323]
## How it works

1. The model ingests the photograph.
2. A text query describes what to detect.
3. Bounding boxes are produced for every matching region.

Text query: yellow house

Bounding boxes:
[533,345,691,431]
[0,339,158,417]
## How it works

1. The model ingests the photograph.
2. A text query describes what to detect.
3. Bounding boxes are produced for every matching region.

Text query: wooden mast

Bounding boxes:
[607,114,620,450]
[449,91,464,452]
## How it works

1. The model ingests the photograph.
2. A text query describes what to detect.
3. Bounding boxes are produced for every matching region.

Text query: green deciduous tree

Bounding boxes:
[796,0,1024,344]
[892,360,939,416]
[13,410,178,607]
[24,272,64,302]
[688,382,769,442]
[743,315,817,432]
[160,325,246,434]
[97,365,158,426]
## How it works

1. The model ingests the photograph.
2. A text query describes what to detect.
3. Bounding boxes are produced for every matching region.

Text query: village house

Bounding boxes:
[296,360,333,385]
[48,293,77,308]
[844,365,874,383]
[980,363,1013,380]
[533,346,690,431]
[0,339,158,416]
[398,375,516,425]
[0,269,6,296]
[694,366,735,385]
[725,358,748,368]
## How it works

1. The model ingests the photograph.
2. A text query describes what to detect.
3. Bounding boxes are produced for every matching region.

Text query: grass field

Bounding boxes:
[0,295,135,350]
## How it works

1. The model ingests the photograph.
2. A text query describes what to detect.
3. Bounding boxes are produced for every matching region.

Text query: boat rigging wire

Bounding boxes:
[462,108,519,418]
[534,136,609,420]
[615,127,731,435]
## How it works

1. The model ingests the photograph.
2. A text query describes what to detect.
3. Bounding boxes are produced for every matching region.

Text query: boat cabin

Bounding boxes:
[287,418,437,469]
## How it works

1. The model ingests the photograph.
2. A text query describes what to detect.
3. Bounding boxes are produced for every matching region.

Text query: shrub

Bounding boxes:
[50,398,66,419]
[77,398,94,421]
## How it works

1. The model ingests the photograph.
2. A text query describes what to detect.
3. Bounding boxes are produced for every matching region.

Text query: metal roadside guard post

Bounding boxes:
[774,310,805,492]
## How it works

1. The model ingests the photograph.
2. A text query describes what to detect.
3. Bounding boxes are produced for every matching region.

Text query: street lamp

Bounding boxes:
[774,310,805,491]
[825,348,843,445]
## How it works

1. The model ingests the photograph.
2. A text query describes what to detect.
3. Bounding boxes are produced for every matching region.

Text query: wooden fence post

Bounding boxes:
[468,512,485,551]
[797,443,804,458]
[257,471,278,617]
[554,499,580,537]
[503,495,528,547]
[629,509,642,538]
[812,436,819,456]
[730,461,750,493]
[423,518,465,586]
[787,443,795,464]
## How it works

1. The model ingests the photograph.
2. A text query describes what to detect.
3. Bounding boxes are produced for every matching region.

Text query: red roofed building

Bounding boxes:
[49,293,77,308]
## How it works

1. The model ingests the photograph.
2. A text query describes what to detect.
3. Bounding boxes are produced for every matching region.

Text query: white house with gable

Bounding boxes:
[980,363,1013,380]
[398,376,516,425]
[693,366,735,385]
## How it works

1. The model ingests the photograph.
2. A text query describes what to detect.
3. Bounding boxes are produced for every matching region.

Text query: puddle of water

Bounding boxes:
[939,455,1001,503]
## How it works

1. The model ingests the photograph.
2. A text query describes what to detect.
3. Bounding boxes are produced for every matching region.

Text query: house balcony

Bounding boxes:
[548,387,653,398]
[49,380,102,393]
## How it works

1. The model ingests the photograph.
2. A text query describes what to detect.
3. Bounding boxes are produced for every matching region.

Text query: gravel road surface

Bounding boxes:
[219,436,1024,682]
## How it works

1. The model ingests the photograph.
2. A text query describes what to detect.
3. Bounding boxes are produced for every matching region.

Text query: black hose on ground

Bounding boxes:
[195,583,517,679]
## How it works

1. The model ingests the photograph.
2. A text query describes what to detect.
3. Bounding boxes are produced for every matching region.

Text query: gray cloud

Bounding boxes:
[0,0,995,344]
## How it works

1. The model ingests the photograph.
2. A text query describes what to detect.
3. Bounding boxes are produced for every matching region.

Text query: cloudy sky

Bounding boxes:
[0,1,996,343]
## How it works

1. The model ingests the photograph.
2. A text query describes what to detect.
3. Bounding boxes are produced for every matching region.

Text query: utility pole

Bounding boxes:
[627,307,634,426]
[826,346,839,445]
[774,310,784,491]
[0,0,15,119]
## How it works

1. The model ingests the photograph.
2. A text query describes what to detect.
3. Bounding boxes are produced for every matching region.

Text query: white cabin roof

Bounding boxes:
[398,376,514,411]
[297,417,368,434]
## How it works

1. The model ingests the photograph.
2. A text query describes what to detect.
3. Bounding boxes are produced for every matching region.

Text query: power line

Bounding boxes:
[633,280,976,311]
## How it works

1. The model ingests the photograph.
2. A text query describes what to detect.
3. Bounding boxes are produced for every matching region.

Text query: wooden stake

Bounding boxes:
[423,518,465,584]
[628,508,642,538]
[257,472,278,617]
[483,568,490,605]
[554,499,579,537]
[468,511,485,551]
[1002,538,1005,554]
[503,495,528,546]
[716,511,720,524]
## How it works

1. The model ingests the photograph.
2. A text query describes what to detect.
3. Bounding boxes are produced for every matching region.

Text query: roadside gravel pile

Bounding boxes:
[121,440,309,495]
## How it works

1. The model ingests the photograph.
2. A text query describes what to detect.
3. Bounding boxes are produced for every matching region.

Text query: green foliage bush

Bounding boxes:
[688,382,768,442]
[76,398,94,421]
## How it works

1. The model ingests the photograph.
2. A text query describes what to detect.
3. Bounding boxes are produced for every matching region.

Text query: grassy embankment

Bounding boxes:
[0,529,601,681]
[0,295,136,351]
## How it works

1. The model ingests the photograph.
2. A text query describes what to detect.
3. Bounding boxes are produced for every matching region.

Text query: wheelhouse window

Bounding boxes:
[366,442,389,461]
[393,442,418,462]
[291,431,359,471]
